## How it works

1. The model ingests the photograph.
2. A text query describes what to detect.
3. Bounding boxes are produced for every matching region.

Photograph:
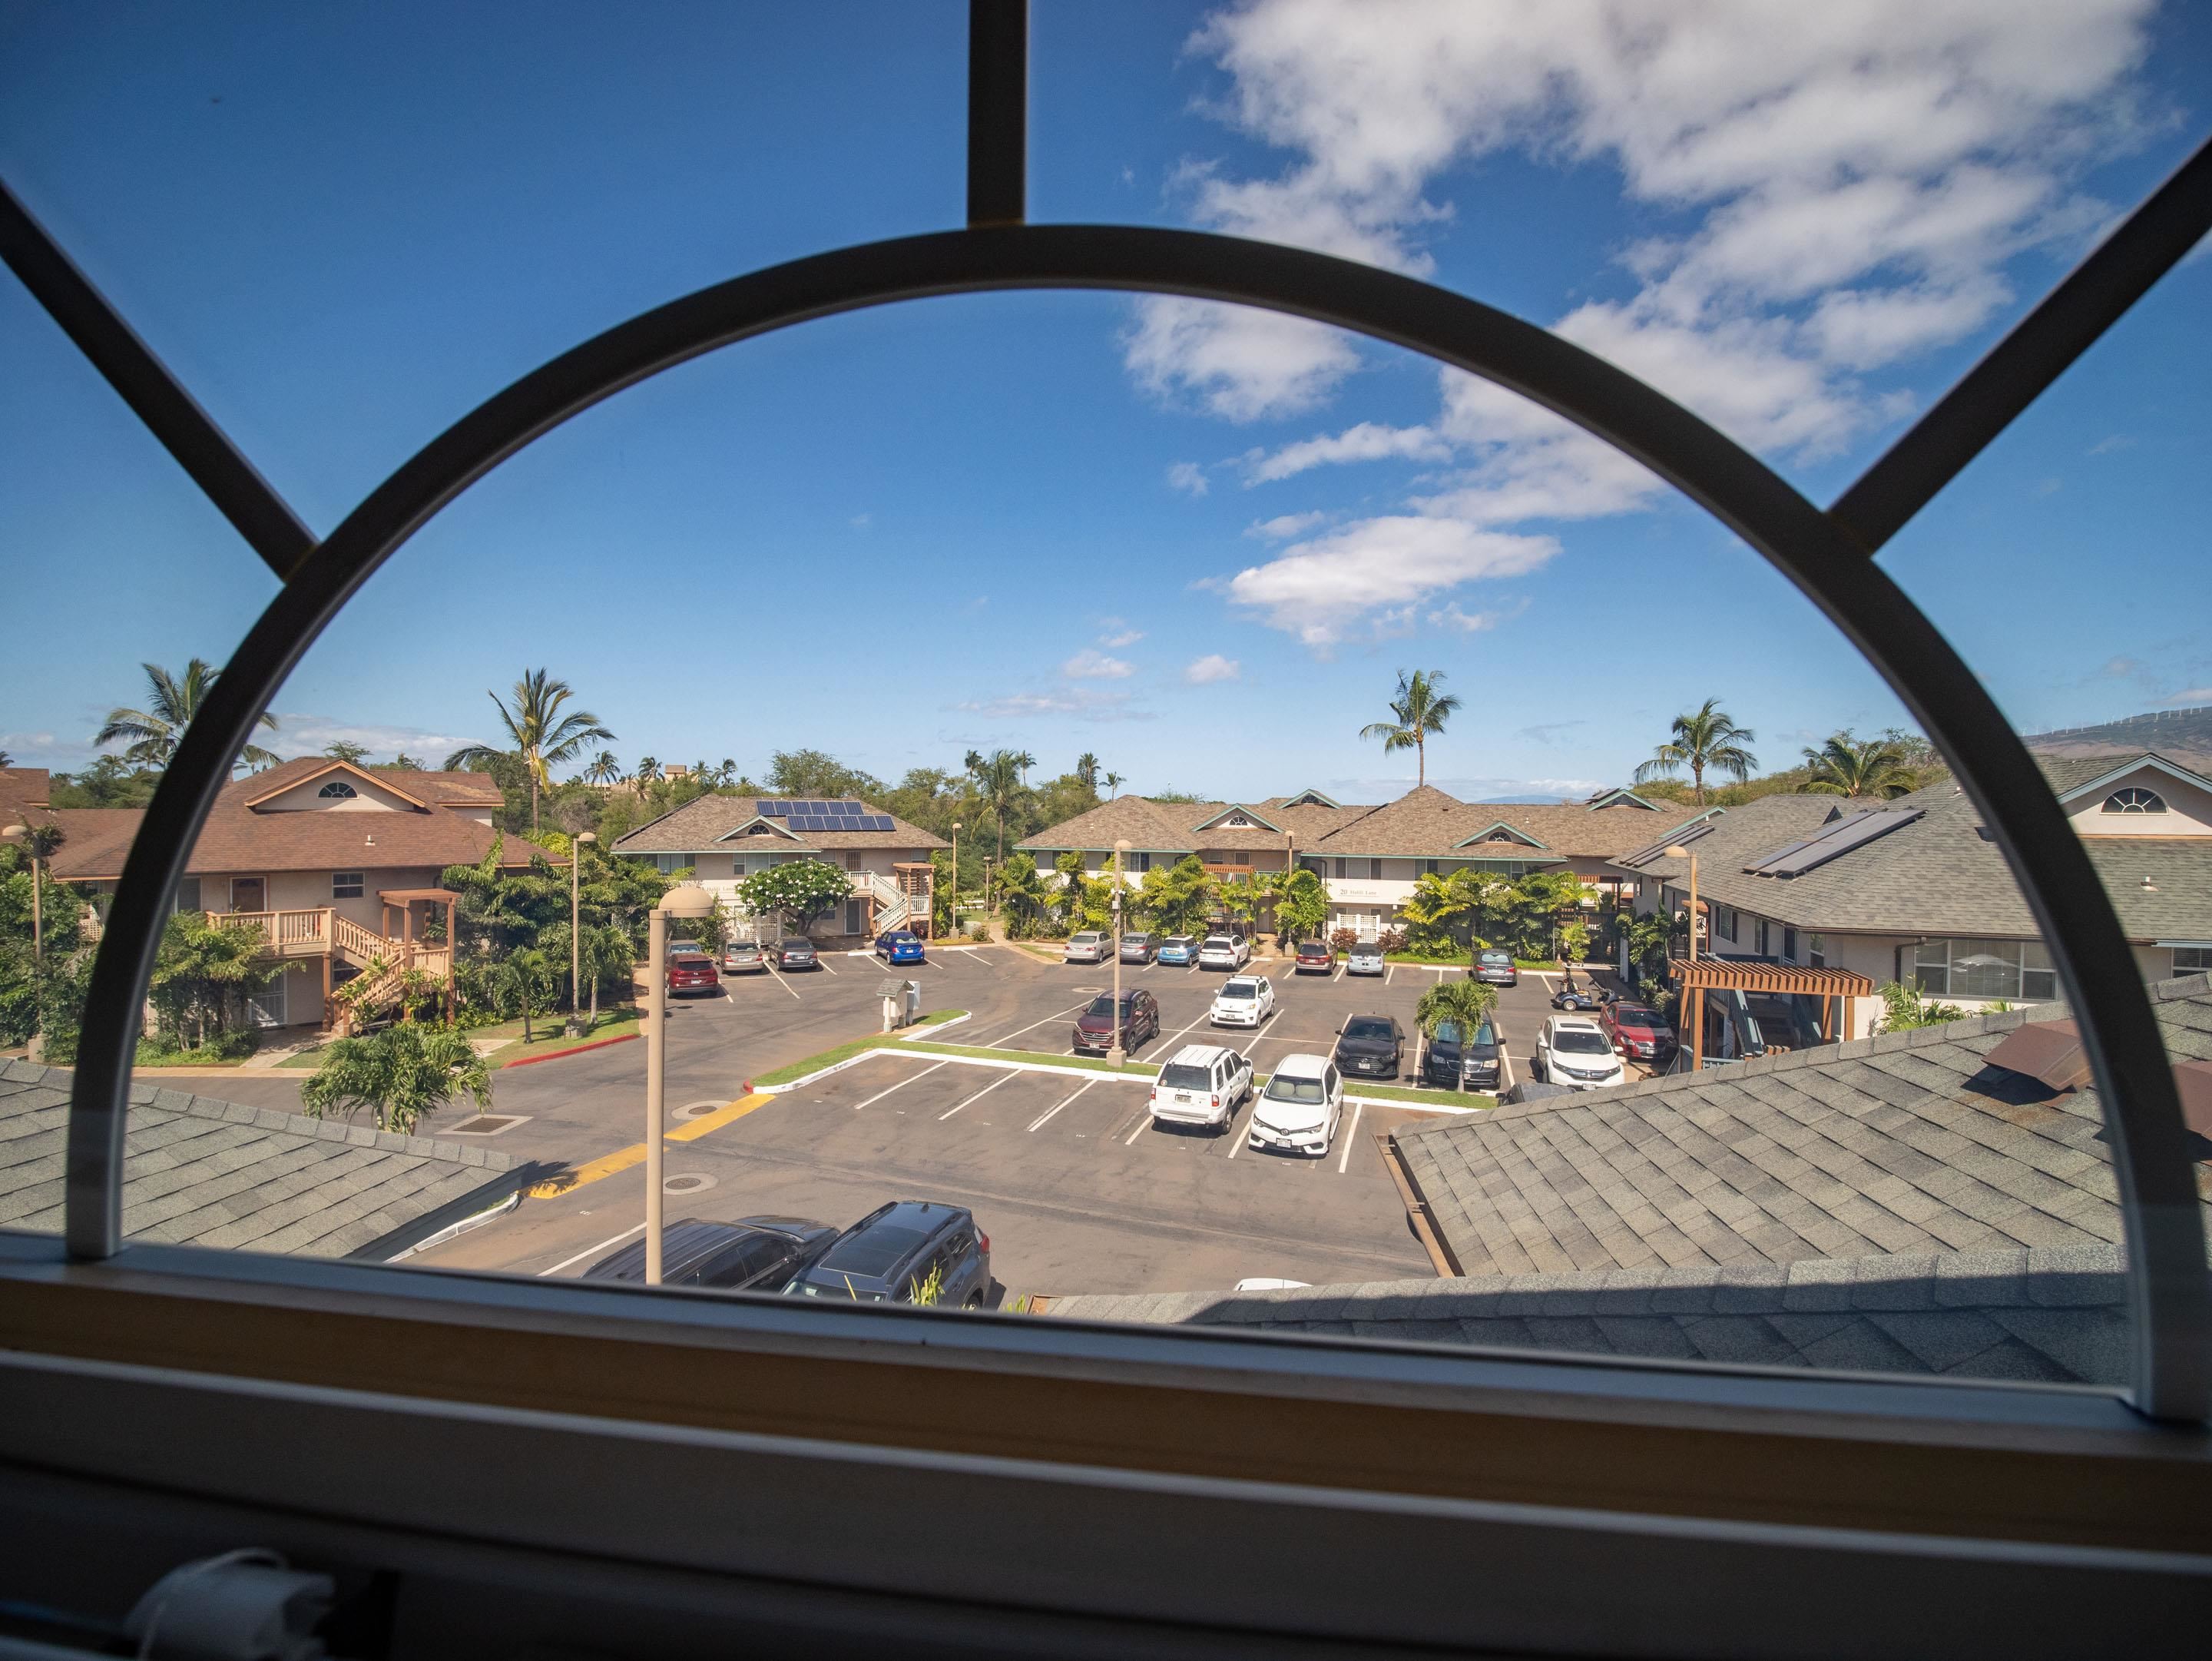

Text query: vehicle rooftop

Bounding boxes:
[1272,1052,1330,1076]
[1167,1043,1238,1067]
[1550,1013,1606,1031]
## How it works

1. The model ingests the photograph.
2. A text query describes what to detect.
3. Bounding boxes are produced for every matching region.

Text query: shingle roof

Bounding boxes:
[0,768,52,821]
[1609,753,2212,940]
[41,758,550,881]
[1016,794,1379,855]
[1047,974,2212,1387]
[0,1061,528,1260]
[612,792,945,855]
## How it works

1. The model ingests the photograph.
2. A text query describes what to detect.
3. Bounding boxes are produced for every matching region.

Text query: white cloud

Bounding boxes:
[1245,510,1326,539]
[1061,648,1136,680]
[1185,654,1242,684]
[1245,420,1451,483]
[1097,617,1146,648]
[1125,297,1363,421]
[1166,459,1211,496]
[957,688,1152,722]
[2156,688,2212,708]
[2088,433,2136,455]
[1428,602,1506,634]
[271,713,478,762]
[1219,516,1558,649]
[849,512,873,529]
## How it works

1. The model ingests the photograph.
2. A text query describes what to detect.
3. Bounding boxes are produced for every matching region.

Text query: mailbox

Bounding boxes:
[879,977,922,1031]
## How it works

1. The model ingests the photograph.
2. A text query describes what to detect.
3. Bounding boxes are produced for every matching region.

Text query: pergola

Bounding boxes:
[379,886,460,1007]
[1667,956,1876,1070]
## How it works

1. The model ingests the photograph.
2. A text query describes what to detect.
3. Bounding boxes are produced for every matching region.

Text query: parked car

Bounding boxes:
[1473,949,1518,987]
[1245,1053,1345,1157]
[666,952,720,996]
[1602,1001,1677,1065]
[586,1215,836,1291]
[783,1200,992,1308]
[1293,940,1334,973]
[1064,930,1111,964]
[1118,931,1157,964]
[770,938,819,971]
[1147,1043,1254,1133]
[1534,1014,1627,1090]
[1333,1013,1405,1082]
[669,939,706,959]
[1346,942,1386,976]
[1073,988,1161,1054]
[720,939,766,975]
[1422,1016,1503,1092]
[873,929,926,965]
[1156,934,1198,966]
[1197,932,1252,970]
[1208,973,1276,1029]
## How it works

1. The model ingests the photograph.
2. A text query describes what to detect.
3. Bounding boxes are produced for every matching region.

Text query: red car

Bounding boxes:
[1602,1000,1676,1064]
[1294,940,1335,973]
[666,953,720,997]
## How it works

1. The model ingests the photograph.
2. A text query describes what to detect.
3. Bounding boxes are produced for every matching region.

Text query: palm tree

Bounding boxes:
[634,756,660,787]
[1633,698,1758,806]
[581,749,622,786]
[96,658,280,771]
[1075,752,1101,792]
[445,670,614,835]
[1801,731,1915,799]
[1413,978,1498,1081]
[1103,771,1124,797]
[300,1023,492,1136]
[1358,668,1462,787]
[0,749,12,768]
[1013,749,1037,785]
[978,749,1025,868]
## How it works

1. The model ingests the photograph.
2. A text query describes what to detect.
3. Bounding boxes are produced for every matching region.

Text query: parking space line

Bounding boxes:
[763,966,803,1001]
[1386,963,1396,985]
[538,1222,644,1276]
[1224,1096,1252,1159]
[939,1069,1017,1120]
[851,1060,949,1110]
[1157,1009,1217,1050]
[1337,1101,1364,1173]
[1028,1078,1096,1132]
[1123,1106,1154,1145]
[985,999,1091,1049]
[815,957,838,974]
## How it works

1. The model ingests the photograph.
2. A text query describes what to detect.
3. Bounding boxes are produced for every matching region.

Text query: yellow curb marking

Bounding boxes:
[524,1093,773,1198]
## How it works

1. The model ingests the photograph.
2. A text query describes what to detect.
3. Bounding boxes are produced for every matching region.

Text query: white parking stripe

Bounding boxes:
[539,1222,644,1277]
[1337,1101,1364,1173]
[981,998,1092,1049]
[763,966,803,1001]
[938,1069,1017,1120]
[1028,1078,1096,1132]
[1123,1108,1153,1145]
[851,1060,949,1110]
[815,957,838,974]
[1157,1008,1217,1049]
[1386,963,1396,985]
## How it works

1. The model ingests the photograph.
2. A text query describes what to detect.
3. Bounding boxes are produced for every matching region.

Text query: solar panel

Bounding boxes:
[1745,808,1922,878]
[1618,817,1714,870]
[863,814,893,831]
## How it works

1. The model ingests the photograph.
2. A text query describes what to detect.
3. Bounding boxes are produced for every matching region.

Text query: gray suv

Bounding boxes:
[784,1200,993,1308]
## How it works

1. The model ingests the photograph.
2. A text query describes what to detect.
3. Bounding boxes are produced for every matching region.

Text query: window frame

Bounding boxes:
[2101,787,2167,814]
[331,870,364,900]
[316,778,358,798]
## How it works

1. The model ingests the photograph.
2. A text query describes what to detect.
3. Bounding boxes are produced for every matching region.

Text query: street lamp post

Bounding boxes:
[645,882,716,1284]
[567,830,595,1039]
[1665,844,1701,1075]
[1108,837,1131,1068]
[949,820,962,941]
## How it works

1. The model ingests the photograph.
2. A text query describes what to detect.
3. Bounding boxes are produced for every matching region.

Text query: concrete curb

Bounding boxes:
[898,1011,974,1040]
[501,1032,640,1069]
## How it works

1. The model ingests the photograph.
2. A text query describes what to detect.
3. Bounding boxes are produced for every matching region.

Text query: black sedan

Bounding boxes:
[584,1215,838,1292]
[1333,1014,1406,1082]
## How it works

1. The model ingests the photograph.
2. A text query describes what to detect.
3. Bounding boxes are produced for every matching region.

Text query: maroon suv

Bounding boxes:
[1073,989,1161,1055]
[1294,940,1334,973]
[666,953,720,997]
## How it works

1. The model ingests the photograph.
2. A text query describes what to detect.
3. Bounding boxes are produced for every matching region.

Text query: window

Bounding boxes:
[1332,858,1345,879]
[654,854,690,875]
[1783,926,1798,962]
[1369,858,1383,880]
[1714,906,1739,943]
[1420,859,1438,876]
[845,851,862,872]
[1755,918,1770,956]
[1132,851,1152,874]
[1912,938,2058,1001]
[332,871,363,900]
[171,877,200,914]
[317,779,357,798]
[1808,933,1826,967]
[2176,946,2212,974]
[2101,787,2167,814]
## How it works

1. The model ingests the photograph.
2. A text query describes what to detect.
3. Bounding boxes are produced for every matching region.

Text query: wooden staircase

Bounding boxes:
[210,908,452,1033]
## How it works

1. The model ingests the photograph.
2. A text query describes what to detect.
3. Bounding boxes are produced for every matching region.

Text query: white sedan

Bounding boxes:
[1245,1053,1345,1157]
[1209,973,1276,1028]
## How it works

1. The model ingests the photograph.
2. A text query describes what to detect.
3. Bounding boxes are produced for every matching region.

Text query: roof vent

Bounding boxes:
[1982,1018,2091,1093]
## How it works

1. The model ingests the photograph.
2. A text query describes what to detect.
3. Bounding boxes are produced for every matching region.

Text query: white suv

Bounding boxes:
[1209,973,1275,1028]
[1535,1015,1627,1090]
[1063,930,1110,964]
[1148,1044,1254,1132]
[1197,932,1251,970]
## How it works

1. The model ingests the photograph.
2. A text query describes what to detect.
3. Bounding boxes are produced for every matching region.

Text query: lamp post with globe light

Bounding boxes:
[567,830,595,1038]
[646,882,717,1282]
[1108,837,1131,1068]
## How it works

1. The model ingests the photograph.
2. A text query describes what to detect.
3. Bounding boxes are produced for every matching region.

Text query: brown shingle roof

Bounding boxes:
[612,792,946,856]
[1305,787,1662,860]
[0,768,52,822]
[42,757,551,880]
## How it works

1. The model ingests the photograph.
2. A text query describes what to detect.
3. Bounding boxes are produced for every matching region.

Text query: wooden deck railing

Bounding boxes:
[213,907,331,955]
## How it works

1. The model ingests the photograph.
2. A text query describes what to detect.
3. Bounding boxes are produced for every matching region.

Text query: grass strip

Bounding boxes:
[751,1010,970,1086]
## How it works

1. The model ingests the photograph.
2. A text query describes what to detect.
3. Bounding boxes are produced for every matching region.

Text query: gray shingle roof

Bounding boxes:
[1045,974,2212,1387]
[1016,795,1382,856]
[613,794,946,855]
[0,1062,522,1260]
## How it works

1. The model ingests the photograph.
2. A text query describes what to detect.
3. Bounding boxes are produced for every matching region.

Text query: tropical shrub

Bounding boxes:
[301,1023,492,1135]
[1876,980,1966,1033]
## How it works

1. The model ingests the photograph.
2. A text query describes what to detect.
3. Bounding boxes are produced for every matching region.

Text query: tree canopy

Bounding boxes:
[302,1023,492,1135]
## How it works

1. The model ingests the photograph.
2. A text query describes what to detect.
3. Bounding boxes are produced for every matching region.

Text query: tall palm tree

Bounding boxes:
[443,669,614,834]
[581,750,622,786]
[634,756,660,787]
[95,659,280,771]
[1075,751,1101,792]
[1801,731,1915,799]
[979,749,1025,868]
[1103,771,1124,797]
[1358,668,1462,787]
[1012,749,1037,785]
[1633,698,1758,806]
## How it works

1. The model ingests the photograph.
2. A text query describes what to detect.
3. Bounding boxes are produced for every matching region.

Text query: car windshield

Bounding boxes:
[1432,1019,1462,1044]
[1122,934,1147,945]
[1617,1009,1664,1029]
[1166,937,1193,947]
[1554,1028,1611,1054]
[1480,951,1512,964]
[1265,1074,1326,1106]
[1469,1023,1497,1046]
[1300,942,1326,953]
[1159,1063,1213,1091]
[1343,1019,1393,1041]
[1084,994,1133,1017]
[1201,937,1231,949]
[1217,983,1255,999]
[1071,933,1102,944]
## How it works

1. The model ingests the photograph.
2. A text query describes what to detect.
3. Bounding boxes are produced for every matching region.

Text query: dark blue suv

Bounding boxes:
[784,1200,993,1308]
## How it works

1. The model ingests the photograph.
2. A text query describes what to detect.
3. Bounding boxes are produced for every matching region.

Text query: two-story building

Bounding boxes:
[1606,750,2212,1046]
[32,757,559,1031]
[1017,784,1666,939]
[612,794,945,942]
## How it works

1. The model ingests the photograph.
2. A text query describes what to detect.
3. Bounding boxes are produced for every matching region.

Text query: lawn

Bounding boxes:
[751,1009,971,1087]
[277,1006,644,1069]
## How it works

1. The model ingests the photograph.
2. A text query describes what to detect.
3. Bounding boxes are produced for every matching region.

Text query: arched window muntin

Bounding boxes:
[317,780,358,799]
[18,106,2209,1422]
[2104,788,2168,814]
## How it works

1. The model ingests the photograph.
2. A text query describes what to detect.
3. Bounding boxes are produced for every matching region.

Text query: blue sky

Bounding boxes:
[3,1,2207,803]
